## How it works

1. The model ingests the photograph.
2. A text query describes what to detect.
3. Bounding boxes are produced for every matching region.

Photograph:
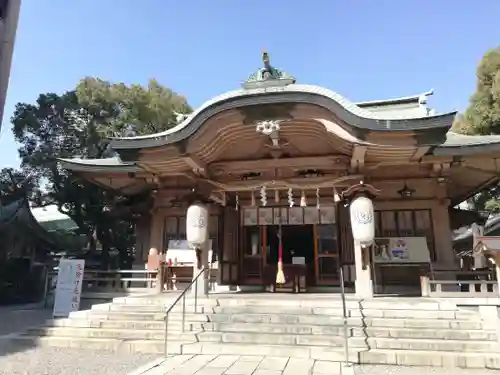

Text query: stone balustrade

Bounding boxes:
[421,271,499,298]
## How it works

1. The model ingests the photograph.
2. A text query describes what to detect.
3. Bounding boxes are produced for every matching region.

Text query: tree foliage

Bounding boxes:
[11,78,191,267]
[452,47,500,135]
[452,47,500,212]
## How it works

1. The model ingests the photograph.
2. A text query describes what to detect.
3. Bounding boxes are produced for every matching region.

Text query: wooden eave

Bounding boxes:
[108,85,456,150]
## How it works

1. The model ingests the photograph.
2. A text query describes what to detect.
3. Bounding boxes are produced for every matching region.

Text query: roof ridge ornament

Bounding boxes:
[242,51,296,90]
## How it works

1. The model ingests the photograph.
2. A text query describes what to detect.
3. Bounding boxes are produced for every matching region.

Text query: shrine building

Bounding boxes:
[59,52,500,297]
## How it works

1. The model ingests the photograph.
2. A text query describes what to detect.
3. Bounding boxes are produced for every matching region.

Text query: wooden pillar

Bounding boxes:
[431,201,456,268]
[134,215,151,264]
[149,210,164,257]
[338,205,355,284]
[220,207,240,286]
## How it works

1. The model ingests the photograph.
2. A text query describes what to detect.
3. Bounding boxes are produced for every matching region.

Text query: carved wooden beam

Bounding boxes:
[350,145,367,172]
[209,192,227,206]
[430,162,451,177]
[181,155,208,177]
[411,146,430,161]
[210,155,350,174]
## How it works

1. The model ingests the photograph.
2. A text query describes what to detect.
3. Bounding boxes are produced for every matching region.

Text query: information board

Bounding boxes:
[53,259,85,317]
[372,237,430,264]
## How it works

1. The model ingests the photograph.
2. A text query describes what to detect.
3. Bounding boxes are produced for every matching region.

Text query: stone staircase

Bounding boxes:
[7,293,500,369]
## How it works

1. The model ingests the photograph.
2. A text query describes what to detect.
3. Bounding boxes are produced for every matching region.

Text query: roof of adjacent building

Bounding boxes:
[30,204,78,232]
[454,214,500,243]
[0,198,62,248]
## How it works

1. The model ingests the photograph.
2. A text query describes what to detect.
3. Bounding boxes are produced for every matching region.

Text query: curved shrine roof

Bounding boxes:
[58,52,500,171]
[108,83,456,150]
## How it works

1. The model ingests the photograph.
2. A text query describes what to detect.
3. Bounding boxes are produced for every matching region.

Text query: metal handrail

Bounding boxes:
[163,266,207,357]
[339,265,350,366]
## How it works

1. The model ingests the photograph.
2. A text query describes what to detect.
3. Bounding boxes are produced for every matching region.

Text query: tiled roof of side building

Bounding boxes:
[433,132,500,155]
[356,89,434,107]
[57,156,140,173]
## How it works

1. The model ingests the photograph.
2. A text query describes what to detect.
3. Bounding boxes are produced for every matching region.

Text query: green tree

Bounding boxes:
[452,47,500,212]
[11,78,191,268]
[452,47,500,135]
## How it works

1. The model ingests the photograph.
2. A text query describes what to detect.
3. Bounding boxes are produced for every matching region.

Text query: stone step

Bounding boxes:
[75,311,209,322]
[24,325,367,348]
[364,317,493,330]
[366,326,498,341]
[103,303,482,322]
[107,304,354,316]
[367,337,499,353]
[195,331,368,348]
[208,313,363,326]
[360,349,500,369]
[51,319,206,331]
[112,296,361,309]
[210,322,364,336]
[360,309,479,320]
[180,341,364,362]
[7,335,185,355]
[25,327,198,341]
[50,319,365,336]
[7,333,363,362]
[113,296,459,311]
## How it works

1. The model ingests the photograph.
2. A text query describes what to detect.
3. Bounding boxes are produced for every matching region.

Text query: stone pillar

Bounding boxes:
[354,241,373,298]
[191,240,209,297]
[472,223,487,269]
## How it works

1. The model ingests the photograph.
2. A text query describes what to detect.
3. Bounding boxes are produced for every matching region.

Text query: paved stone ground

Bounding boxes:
[0,305,156,375]
[135,355,500,375]
[140,354,347,375]
[354,364,499,375]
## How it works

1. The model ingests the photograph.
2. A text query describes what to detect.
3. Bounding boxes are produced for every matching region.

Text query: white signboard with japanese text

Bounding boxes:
[53,259,85,317]
[372,237,430,264]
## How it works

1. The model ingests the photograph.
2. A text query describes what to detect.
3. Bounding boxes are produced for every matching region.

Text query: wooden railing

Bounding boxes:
[421,270,499,298]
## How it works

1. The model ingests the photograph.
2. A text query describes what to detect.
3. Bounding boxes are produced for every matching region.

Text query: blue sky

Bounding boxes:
[1,0,499,168]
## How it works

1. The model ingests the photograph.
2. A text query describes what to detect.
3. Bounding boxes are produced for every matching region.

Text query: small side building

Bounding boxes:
[0,197,63,304]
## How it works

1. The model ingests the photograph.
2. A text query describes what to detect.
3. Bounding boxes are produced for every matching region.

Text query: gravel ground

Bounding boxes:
[0,345,157,375]
[355,364,499,374]
[0,305,53,336]
[0,305,157,375]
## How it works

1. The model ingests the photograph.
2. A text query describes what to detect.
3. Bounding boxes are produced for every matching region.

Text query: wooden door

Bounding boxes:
[241,225,264,284]
[220,207,240,285]
[315,223,340,285]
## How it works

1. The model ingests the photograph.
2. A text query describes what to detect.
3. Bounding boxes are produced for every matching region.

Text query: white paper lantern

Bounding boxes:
[186,203,209,248]
[349,195,375,247]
